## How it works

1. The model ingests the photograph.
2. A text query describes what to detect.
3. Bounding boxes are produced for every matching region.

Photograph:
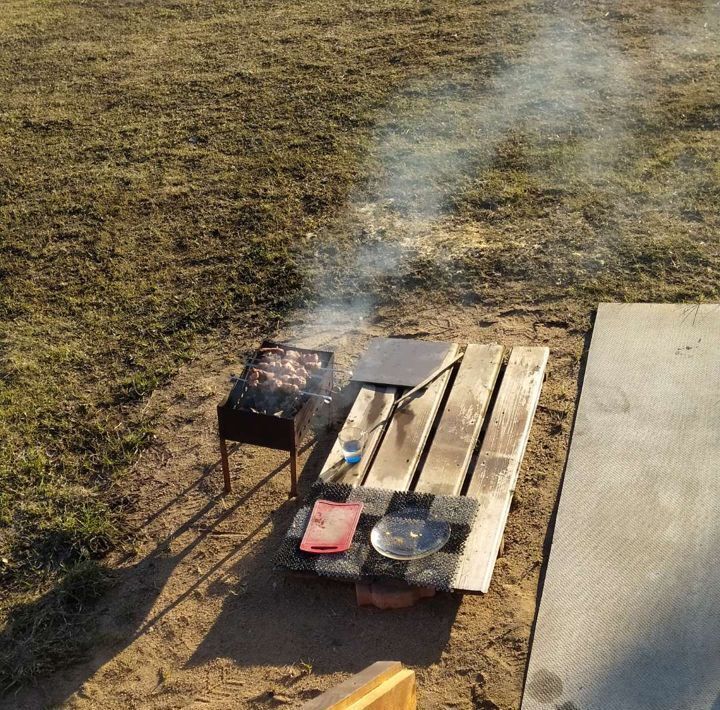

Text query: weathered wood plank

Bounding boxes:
[302,661,406,710]
[363,345,460,491]
[319,385,397,486]
[453,346,548,592]
[414,343,505,496]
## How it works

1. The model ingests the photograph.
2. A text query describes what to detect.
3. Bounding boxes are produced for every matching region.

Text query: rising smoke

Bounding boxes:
[293,2,718,344]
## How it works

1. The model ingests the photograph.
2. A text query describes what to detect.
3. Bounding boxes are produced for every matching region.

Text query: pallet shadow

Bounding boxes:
[185,497,461,673]
[186,391,460,673]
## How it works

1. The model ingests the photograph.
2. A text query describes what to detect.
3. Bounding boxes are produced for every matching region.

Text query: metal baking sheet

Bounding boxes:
[351,337,454,387]
[522,303,720,710]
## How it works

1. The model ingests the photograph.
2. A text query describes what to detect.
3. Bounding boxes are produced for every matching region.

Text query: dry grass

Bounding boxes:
[1,0,718,691]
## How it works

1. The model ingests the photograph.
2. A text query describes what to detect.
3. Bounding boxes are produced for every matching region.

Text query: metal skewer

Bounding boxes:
[229,375,332,404]
[240,357,352,376]
[363,352,464,436]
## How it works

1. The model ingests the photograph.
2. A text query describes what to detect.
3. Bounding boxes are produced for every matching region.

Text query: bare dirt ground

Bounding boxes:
[9,296,584,710]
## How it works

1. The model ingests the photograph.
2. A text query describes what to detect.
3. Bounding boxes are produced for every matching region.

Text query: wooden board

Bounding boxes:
[414,344,504,496]
[363,345,460,491]
[453,346,548,592]
[308,339,547,596]
[319,384,397,486]
[302,661,415,710]
[351,669,416,710]
[522,304,720,709]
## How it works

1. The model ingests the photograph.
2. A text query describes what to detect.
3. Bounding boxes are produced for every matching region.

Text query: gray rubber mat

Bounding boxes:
[522,304,720,710]
[276,482,478,591]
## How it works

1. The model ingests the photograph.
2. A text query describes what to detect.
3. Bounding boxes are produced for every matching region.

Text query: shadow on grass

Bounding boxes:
[3,405,459,707]
[1,443,301,706]
[0,559,112,695]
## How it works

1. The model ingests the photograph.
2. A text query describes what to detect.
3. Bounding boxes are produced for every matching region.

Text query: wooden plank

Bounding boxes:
[363,344,460,491]
[302,661,404,710]
[350,669,416,710]
[414,343,505,496]
[319,384,397,486]
[453,346,548,592]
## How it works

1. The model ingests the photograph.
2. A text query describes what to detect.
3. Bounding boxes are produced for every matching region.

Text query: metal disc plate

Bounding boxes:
[351,337,454,387]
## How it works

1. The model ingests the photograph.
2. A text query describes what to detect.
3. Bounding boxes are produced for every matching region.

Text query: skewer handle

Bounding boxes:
[229,375,331,403]
[240,358,351,375]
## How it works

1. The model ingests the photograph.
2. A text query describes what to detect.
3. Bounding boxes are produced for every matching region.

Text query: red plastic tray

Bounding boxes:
[300,500,363,554]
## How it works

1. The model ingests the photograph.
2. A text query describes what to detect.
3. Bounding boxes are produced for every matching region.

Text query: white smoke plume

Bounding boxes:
[292,3,716,345]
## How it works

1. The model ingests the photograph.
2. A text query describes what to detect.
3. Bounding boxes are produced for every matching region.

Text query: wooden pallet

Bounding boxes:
[319,342,548,593]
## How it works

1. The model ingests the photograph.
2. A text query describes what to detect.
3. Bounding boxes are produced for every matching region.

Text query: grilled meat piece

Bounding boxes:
[236,346,324,416]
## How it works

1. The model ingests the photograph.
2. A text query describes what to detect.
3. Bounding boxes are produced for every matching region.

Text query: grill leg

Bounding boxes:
[289,437,298,498]
[219,436,231,493]
[329,370,337,428]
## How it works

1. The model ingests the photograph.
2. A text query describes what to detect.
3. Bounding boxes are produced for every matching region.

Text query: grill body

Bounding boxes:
[217,340,334,496]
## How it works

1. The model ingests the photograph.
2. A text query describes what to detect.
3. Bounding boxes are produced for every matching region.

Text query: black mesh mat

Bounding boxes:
[275,483,478,592]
